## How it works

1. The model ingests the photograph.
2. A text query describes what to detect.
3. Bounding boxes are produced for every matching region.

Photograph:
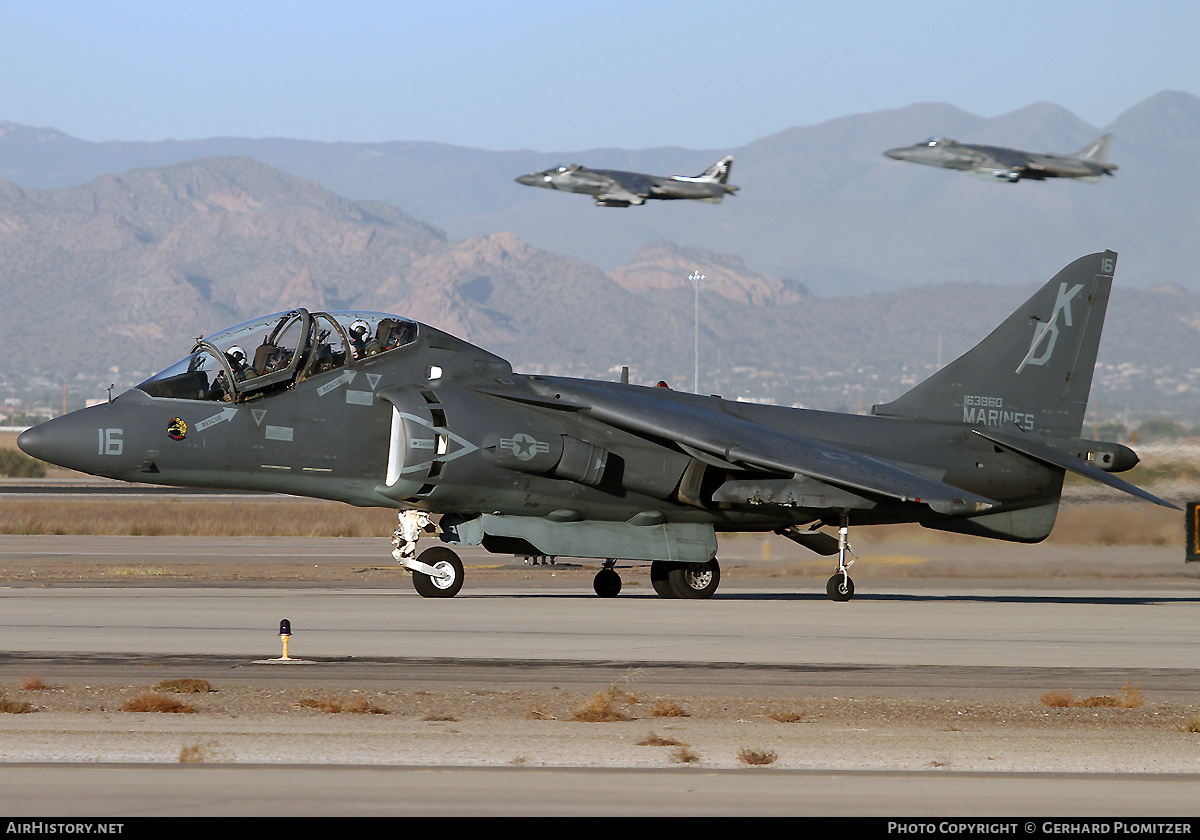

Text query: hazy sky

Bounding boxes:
[2,1,1197,151]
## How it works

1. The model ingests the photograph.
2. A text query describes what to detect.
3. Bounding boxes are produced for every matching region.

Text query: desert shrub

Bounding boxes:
[0,690,33,714]
[0,449,46,478]
[738,748,778,766]
[297,695,389,714]
[571,685,634,722]
[649,700,689,717]
[121,692,196,713]
[154,679,212,693]
[1041,683,1144,709]
[638,732,685,747]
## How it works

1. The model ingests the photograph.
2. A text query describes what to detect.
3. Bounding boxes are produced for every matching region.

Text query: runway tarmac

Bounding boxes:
[1,534,1199,816]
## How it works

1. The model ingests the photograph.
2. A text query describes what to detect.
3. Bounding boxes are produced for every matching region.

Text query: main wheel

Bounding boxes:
[668,558,720,599]
[593,567,622,598]
[650,561,679,598]
[412,547,464,598]
[826,572,854,602]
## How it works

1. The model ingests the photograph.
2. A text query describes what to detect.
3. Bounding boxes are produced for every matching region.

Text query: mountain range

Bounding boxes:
[2,90,1199,424]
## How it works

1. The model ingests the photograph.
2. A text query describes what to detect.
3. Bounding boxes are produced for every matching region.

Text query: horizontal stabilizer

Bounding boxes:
[974,428,1178,510]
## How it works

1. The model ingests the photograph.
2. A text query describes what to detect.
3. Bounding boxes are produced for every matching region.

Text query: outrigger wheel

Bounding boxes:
[826,517,856,602]
[826,572,854,602]
[593,561,622,598]
[411,546,464,598]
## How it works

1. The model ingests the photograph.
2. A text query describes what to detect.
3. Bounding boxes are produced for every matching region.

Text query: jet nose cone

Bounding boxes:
[515,173,539,186]
[884,148,905,160]
[16,423,55,463]
[17,408,117,475]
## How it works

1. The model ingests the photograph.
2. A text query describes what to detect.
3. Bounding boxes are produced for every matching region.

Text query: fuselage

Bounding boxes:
[18,308,1065,538]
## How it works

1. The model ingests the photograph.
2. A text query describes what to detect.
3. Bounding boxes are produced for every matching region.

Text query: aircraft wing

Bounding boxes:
[969,148,1038,180]
[599,170,654,201]
[973,428,1178,509]
[483,379,998,516]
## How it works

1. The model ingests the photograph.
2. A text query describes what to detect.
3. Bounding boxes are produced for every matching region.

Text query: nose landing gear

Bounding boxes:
[392,510,465,598]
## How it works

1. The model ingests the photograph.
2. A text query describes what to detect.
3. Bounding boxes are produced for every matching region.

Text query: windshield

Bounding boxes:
[137,309,418,402]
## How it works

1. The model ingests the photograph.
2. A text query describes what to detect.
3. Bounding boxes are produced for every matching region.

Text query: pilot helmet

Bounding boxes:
[227,346,246,364]
[350,319,370,339]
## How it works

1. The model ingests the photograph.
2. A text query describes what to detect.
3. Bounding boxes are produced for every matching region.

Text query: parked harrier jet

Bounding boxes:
[515,156,737,206]
[884,134,1118,182]
[19,251,1172,601]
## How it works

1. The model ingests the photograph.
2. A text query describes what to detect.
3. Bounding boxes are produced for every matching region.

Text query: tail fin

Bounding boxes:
[872,251,1116,439]
[1073,134,1113,162]
[695,155,734,183]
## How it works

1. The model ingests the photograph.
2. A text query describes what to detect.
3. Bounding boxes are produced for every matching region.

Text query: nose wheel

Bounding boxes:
[411,546,464,598]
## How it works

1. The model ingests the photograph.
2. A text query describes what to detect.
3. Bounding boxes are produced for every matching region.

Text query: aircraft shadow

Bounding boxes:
[476,591,1200,606]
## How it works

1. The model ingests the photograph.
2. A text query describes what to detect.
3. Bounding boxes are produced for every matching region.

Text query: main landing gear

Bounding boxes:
[594,558,721,599]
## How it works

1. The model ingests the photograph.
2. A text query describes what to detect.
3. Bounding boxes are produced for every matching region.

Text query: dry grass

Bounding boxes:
[296,695,390,714]
[153,678,212,694]
[672,746,701,764]
[737,747,779,766]
[179,740,227,763]
[570,685,635,722]
[120,692,196,713]
[1041,683,1145,710]
[0,689,34,714]
[107,566,172,577]
[768,710,806,722]
[20,674,47,691]
[1179,713,1200,733]
[638,732,686,747]
[0,497,396,538]
[1041,690,1077,708]
[649,699,689,717]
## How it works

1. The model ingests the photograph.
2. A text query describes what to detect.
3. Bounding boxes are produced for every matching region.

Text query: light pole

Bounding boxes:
[690,271,705,393]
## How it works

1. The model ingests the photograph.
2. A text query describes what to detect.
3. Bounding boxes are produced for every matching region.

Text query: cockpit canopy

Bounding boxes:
[921,137,954,147]
[137,309,417,402]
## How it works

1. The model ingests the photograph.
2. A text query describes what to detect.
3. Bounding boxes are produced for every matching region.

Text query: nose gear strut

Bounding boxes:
[391,510,464,598]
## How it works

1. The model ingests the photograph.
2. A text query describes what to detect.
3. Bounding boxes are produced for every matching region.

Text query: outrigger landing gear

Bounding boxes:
[826,516,856,602]
[392,510,465,598]
[593,560,622,598]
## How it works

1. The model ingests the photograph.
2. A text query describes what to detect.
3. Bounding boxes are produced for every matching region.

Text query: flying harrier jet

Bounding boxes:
[884,134,1118,182]
[515,156,738,206]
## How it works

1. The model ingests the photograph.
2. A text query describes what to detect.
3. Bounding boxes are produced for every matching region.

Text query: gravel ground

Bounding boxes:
[2,494,1199,772]
[3,678,1200,772]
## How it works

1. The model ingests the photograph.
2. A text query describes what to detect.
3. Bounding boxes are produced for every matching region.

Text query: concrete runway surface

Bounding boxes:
[1,534,1199,816]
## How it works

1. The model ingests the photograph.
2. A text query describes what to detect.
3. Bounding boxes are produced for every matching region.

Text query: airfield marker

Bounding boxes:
[277,618,292,660]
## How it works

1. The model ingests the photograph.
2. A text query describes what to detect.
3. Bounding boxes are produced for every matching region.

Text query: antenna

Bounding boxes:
[690,271,705,393]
